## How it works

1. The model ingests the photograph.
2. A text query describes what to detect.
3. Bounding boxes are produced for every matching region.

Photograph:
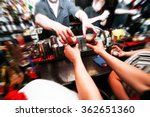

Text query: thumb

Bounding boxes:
[118,52,124,57]
[64,44,71,49]
[75,44,79,49]
[92,28,98,34]
[86,43,94,49]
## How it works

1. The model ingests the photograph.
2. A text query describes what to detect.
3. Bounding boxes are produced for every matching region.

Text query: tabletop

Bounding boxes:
[38,54,111,85]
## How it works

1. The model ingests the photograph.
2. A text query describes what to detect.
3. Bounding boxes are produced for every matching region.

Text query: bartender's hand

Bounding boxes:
[86,40,105,55]
[82,21,98,39]
[75,10,98,40]
[54,24,76,44]
[64,44,81,64]
[98,10,110,21]
[110,45,126,57]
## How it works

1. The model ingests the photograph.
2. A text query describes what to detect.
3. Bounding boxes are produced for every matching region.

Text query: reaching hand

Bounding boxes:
[111,45,126,57]
[99,10,110,21]
[82,21,98,39]
[86,40,105,55]
[54,24,76,44]
[64,44,81,64]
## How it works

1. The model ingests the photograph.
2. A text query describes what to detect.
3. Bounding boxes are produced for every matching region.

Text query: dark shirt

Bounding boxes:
[84,6,109,29]
[75,0,92,9]
[35,0,80,39]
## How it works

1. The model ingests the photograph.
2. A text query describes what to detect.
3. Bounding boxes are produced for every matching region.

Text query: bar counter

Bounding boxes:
[38,54,111,85]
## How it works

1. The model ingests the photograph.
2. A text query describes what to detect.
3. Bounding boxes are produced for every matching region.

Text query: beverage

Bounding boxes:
[85,33,97,45]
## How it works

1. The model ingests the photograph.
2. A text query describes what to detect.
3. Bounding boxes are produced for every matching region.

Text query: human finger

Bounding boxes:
[74,44,79,50]
[58,35,65,44]
[67,28,75,37]
[86,43,94,50]
[59,33,68,44]
[112,45,121,51]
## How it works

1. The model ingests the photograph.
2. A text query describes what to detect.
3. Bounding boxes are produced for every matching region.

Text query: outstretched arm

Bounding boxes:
[75,10,98,38]
[111,45,150,57]
[88,10,110,26]
[123,48,150,57]
[64,44,103,100]
[87,41,150,94]
[35,14,75,44]
[115,9,138,15]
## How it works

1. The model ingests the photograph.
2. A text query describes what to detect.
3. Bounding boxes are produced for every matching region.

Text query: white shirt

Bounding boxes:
[19,79,79,100]
[47,0,59,18]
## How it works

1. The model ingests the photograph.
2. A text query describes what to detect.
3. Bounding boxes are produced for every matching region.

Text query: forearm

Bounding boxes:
[125,48,150,57]
[115,9,131,14]
[88,10,109,24]
[100,19,107,26]
[88,16,101,24]
[99,51,150,94]
[35,14,60,31]
[75,10,88,23]
[73,57,102,100]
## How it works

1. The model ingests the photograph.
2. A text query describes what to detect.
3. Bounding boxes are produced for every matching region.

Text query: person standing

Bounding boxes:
[84,0,110,29]
[35,0,97,44]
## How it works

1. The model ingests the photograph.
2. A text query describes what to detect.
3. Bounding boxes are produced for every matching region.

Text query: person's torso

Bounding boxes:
[37,0,73,39]
[39,0,71,26]
[84,6,105,28]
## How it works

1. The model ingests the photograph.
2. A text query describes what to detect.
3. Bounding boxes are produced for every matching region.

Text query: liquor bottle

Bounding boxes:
[42,40,49,59]
[30,27,39,43]
[50,35,60,58]
[37,41,45,59]
[44,40,53,57]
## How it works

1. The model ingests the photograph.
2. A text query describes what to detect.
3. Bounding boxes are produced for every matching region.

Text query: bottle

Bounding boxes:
[37,41,45,59]
[43,40,53,59]
[30,27,39,43]
[50,35,60,58]
[104,30,112,47]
